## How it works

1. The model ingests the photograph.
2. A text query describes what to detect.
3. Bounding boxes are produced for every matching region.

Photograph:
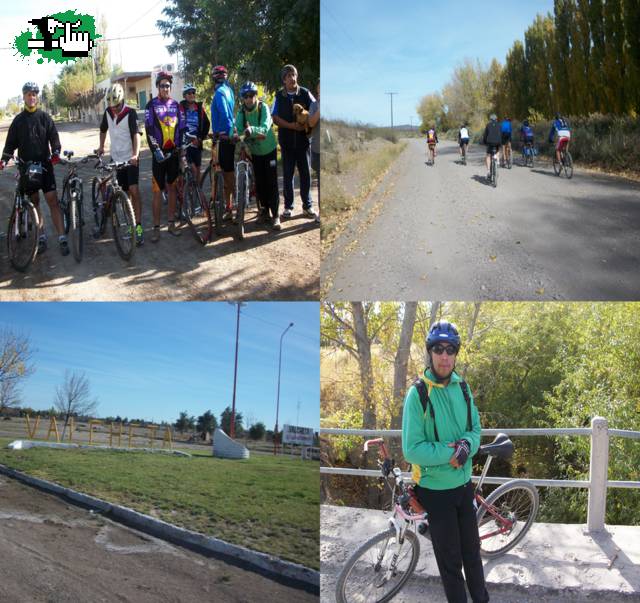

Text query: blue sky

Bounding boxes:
[322,0,556,126]
[0,302,320,430]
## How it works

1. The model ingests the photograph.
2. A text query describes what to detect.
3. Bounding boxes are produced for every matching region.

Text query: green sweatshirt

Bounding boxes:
[235,100,277,156]
[402,369,482,490]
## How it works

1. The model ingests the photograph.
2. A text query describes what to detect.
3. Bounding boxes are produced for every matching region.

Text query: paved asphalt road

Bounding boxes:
[324,139,640,301]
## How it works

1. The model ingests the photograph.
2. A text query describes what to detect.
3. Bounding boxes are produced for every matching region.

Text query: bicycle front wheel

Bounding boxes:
[91,177,107,238]
[553,155,561,176]
[60,182,71,235]
[564,152,573,179]
[213,170,225,236]
[111,190,136,261]
[70,183,83,262]
[477,479,539,559]
[235,163,249,241]
[184,173,212,245]
[7,199,39,272]
[335,528,420,603]
[492,159,498,188]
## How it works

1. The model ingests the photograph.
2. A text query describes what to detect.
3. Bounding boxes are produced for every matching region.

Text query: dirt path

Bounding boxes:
[0,120,319,301]
[0,475,317,602]
[323,138,640,301]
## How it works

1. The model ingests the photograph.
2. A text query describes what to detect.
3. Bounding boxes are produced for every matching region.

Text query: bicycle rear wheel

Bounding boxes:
[335,528,420,603]
[213,170,225,236]
[7,199,39,272]
[491,158,498,188]
[553,154,561,176]
[477,479,539,559]
[235,163,249,241]
[183,173,212,245]
[91,177,107,238]
[111,190,136,261]
[60,182,71,235]
[69,182,83,262]
[564,152,573,179]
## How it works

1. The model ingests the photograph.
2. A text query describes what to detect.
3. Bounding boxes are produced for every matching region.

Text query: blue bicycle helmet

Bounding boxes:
[426,320,461,351]
[240,81,258,98]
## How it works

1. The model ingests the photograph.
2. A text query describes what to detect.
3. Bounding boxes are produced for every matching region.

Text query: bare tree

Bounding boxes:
[391,302,418,429]
[0,329,35,413]
[54,371,98,438]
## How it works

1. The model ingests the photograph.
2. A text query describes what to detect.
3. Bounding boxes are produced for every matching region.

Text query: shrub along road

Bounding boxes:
[323,138,640,300]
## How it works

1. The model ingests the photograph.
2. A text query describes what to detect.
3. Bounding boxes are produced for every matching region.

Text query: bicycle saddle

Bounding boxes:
[479,432,514,459]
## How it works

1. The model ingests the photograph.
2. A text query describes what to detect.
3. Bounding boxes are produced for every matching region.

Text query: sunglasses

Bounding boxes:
[432,344,457,356]
[159,84,171,89]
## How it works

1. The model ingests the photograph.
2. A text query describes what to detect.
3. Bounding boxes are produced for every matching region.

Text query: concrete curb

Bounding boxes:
[0,464,319,591]
[7,440,191,457]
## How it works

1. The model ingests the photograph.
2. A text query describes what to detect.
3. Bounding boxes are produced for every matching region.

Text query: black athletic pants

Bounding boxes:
[252,149,279,218]
[415,481,489,603]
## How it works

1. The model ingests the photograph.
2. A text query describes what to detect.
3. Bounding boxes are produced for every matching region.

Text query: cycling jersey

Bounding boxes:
[427,129,438,144]
[520,125,534,140]
[549,118,571,142]
[144,97,184,152]
[210,82,235,138]
[459,127,469,140]
[501,120,512,134]
[235,101,277,157]
[99,104,138,163]
[178,100,210,147]
[2,108,61,163]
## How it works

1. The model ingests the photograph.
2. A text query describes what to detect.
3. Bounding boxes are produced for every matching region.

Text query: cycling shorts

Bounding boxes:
[486,144,500,156]
[22,160,56,195]
[459,138,469,147]
[151,153,179,192]
[556,137,570,152]
[116,164,139,192]
[523,136,534,144]
[218,139,236,172]
[427,142,437,148]
[186,146,202,168]
[501,132,512,144]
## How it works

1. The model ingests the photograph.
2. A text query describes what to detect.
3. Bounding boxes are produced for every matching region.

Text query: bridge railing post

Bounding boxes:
[587,416,609,531]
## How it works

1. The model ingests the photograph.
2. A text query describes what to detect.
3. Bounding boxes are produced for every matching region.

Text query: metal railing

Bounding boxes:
[320,416,640,531]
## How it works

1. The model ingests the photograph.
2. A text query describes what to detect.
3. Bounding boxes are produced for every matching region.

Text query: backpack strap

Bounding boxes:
[459,380,472,432]
[413,377,439,442]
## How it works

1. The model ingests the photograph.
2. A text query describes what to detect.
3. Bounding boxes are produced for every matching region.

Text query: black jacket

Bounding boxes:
[482,121,502,146]
[2,109,61,162]
[274,86,312,150]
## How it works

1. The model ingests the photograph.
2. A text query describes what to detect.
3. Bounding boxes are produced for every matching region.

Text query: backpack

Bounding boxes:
[412,377,472,442]
[485,121,502,145]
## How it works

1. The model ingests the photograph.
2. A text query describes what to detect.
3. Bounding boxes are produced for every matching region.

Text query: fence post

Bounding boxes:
[587,416,609,531]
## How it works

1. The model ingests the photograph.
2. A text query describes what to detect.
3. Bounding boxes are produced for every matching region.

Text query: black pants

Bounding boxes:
[281,145,311,210]
[415,481,489,603]
[252,149,280,218]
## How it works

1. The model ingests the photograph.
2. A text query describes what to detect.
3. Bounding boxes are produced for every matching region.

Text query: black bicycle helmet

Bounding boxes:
[22,81,39,94]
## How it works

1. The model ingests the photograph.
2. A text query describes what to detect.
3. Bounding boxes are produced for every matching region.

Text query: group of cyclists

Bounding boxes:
[0,62,319,257]
[424,113,573,182]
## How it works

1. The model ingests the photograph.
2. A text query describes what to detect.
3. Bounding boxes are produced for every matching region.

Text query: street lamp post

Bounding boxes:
[228,302,246,438]
[274,322,294,454]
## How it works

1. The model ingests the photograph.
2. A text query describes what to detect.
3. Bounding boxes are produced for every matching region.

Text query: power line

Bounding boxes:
[241,311,318,343]
[118,0,164,36]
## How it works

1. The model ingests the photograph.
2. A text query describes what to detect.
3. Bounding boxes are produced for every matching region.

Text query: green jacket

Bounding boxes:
[234,101,277,156]
[402,369,482,490]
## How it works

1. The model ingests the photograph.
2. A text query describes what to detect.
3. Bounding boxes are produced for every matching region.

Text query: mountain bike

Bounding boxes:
[4,157,41,272]
[489,149,499,188]
[200,134,227,236]
[553,141,573,179]
[335,433,539,603]
[233,137,257,241]
[522,141,535,168]
[174,134,213,245]
[59,150,90,262]
[90,154,137,261]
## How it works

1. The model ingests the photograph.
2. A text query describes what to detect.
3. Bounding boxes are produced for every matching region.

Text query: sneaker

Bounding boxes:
[281,208,292,219]
[256,208,269,224]
[37,235,47,255]
[59,238,70,256]
[223,210,233,221]
[168,221,181,237]
[151,226,160,243]
[486,173,492,181]
[303,208,317,219]
[272,216,282,231]
[135,224,144,247]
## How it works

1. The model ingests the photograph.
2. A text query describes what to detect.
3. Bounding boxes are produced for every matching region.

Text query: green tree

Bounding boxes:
[174,411,195,433]
[249,421,266,440]
[196,410,218,439]
[220,406,243,436]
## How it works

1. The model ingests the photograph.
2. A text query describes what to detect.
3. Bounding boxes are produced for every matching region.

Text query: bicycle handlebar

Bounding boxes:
[364,438,390,460]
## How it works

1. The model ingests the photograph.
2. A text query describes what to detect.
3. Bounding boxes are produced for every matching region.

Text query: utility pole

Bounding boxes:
[274,322,294,454]
[228,302,246,438]
[385,92,398,129]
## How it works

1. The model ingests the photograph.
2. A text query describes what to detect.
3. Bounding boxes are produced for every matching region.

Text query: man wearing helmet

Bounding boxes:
[0,82,69,256]
[144,71,185,242]
[500,116,513,167]
[402,320,489,603]
[98,82,144,245]
[210,65,237,221]
[235,81,281,230]
[271,64,317,220]
[179,84,210,185]
[520,119,535,162]
[482,113,502,181]
[548,113,571,166]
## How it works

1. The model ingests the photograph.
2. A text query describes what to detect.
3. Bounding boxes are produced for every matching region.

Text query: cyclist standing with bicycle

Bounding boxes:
[482,114,502,182]
[235,81,282,231]
[548,113,571,166]
[97,83,144,246]
[179,84,210,188]
[144,71,185,242]
[210,65,237,222]
[0,82,69,256]
[402,320,489,603]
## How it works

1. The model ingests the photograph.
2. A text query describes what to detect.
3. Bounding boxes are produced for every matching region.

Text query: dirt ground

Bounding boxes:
[0,120,319,301]
[0,475,317,602]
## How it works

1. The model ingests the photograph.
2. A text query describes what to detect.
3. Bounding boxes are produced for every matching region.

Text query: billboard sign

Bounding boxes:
[282,424,314,446]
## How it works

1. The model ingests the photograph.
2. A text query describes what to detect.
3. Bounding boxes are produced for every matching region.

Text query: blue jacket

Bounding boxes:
[501,119,512,134]
[210,82,235,138]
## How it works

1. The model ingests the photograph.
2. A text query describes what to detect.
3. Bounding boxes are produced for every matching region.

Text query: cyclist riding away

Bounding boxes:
[458,123,470,161]
[402,320,488,603]
[144,71,185,242]
[0,82,69,256]
[210,65,237,222]
[235,81,282,231]
[500,117,512,166]
[179,84,210,189]
[426,125,438,162]
[482,114,502,181]
[548,113,571,165]
[520,119,535,160]
[98,83,144,245]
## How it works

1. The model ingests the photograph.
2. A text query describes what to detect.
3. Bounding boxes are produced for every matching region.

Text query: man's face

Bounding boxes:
[24,91,38,108]
[158,80,171,100]
[283,70,298,91]
[242,93,257,110]
[430,344,457,379]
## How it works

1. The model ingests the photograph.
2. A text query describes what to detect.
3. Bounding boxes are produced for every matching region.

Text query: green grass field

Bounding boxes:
[0,438,319,570]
